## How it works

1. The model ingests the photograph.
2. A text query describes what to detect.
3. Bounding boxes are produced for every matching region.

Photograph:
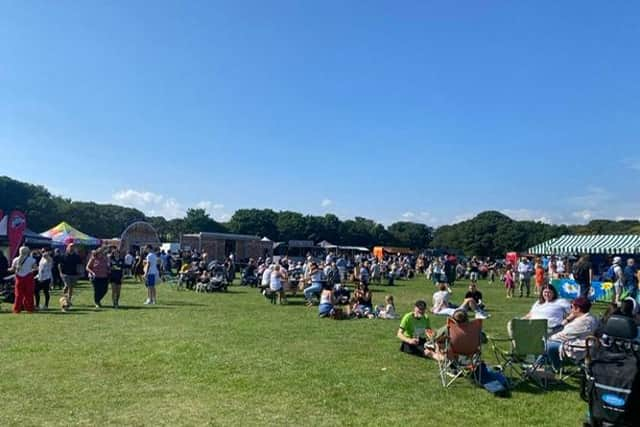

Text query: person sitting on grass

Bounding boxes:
[376,295,398,319]
[318,281,335,318]
[545,296,599,372]
[352,282,374,318]
[397,300,433,357]
[431,282,489,319]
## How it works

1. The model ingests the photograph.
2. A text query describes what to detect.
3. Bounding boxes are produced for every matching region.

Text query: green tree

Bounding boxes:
[387,222,433,249]
[227,209,279,240]
[182,208,226,233]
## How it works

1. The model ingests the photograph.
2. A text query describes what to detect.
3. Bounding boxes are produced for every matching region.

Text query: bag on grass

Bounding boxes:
[473,362,509,397]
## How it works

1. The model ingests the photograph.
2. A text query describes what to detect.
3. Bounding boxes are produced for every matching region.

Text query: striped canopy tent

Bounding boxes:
[527,237,560,255]
[528,234,640,255]
[40,221,101,247]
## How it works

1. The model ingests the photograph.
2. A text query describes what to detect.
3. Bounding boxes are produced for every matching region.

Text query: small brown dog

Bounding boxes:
[59,296,71,312]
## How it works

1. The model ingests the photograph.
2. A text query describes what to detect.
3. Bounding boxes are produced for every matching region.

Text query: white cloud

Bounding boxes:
[572,210,593,221]
[451,213,474,224]
[500,208,555,224]
[113,189,163,205]
[112,189,184,219]
[321,199,333,208]
[401,211,416,219]
[195,201,230,222]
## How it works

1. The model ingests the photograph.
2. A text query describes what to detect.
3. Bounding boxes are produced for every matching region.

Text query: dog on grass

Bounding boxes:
[194,281,207,293]
[59,295,71,312]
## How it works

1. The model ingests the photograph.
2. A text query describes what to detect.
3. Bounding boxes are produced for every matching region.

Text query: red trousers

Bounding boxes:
[14,273,35,313]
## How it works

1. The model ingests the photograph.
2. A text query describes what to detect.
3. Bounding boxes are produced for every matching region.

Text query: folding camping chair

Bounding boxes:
[438,318,483,387]
[489,318,550,390]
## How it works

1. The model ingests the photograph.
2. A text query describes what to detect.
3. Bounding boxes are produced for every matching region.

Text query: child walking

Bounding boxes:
[504,265,515,298]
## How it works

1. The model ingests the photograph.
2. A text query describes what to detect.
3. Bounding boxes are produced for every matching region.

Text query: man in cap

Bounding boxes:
[397,300,433,357]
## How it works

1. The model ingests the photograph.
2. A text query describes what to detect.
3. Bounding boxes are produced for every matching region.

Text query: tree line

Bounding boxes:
[2,176,638,257]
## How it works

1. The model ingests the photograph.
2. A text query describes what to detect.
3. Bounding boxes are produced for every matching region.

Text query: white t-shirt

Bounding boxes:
[528,298,571,329]
[432,290,450,312]
[556,260,565,274]
[261,268,272,286]
[270,271,282,291]
[124,253,134,266]
[146,252,159,276]
[614,264,624,288]
[12,256,37,277]
[38,257,53,281]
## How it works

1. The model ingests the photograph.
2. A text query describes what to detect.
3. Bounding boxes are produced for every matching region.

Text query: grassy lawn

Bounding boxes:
[0,275,591,426]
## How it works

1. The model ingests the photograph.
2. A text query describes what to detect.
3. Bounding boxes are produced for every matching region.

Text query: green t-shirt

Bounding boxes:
[399,312,430,339]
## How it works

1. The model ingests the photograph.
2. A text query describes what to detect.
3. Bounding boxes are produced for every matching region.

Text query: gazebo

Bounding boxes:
[41,221,101,248]
[528,235,640,255]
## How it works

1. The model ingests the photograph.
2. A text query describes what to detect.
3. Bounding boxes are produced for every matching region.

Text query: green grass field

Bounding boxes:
[0,275,592,426]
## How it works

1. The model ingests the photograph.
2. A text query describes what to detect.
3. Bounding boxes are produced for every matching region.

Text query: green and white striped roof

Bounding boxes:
[528,234,640,255]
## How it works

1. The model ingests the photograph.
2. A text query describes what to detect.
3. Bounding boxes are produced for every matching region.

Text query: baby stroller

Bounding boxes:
[1,274,15,304]
[240,267,258,287]
[581,315,640,427]
[206,262,229,292]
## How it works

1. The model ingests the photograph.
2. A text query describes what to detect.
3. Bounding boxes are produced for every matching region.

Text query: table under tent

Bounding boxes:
[528,234,640,302]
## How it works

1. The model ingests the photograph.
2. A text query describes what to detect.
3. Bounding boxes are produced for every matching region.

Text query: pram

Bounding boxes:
[1,274,15,304]
[206,261,229,292]
[582,315,640,427]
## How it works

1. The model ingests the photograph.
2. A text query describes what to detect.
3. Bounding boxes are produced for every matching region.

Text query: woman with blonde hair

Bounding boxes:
[9,246,37,313]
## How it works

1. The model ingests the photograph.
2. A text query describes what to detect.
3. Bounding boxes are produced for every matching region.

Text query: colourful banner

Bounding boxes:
[551,278,615,302]
[8,210,26,259]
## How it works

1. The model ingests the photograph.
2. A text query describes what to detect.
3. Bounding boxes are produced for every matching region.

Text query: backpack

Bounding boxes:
[604,265,617,282]
[582,346,640,426]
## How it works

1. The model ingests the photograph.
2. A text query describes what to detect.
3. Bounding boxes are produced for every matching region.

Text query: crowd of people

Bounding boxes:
[1,243,165,313]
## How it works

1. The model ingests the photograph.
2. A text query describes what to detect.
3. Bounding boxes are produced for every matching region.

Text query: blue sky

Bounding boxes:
[1,1,639,226]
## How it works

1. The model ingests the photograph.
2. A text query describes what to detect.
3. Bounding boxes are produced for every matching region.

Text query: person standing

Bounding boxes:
[611,256,624,305]
[86,248,110,309]
[0,249,9,282]
[10,246,37,313]
[51,248,63,289]
[35,249,53,310]
[623,258,638,300]
[108,249,125,308]
[59,244,82,303]
[143,245,159,304]
[123,251,134,278]
[517,258,532,297]
[572,255,593,299]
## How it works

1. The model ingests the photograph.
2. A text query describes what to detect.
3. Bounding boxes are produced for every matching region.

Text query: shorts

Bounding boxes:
[145,274,156,288]
[61,274,78,288]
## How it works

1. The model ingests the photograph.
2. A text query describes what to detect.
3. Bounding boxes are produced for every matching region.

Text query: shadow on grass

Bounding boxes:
[510,379,579,395]
[162,301,207,307]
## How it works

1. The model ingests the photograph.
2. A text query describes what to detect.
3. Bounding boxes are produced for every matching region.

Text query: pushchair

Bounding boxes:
[1,274,15,304]
[581,315,640,427]
[206,262,229,292]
